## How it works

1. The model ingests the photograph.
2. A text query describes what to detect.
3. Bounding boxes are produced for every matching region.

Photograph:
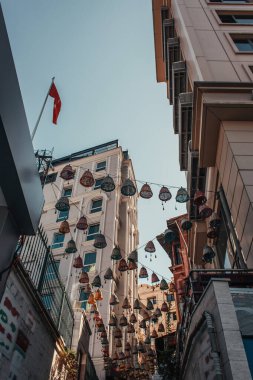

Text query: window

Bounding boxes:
[96,161,106,172]
[173,244,182,265]
[90,199,103,213]
[219,14,253,24]
[234,38,253,51]
[148,297,157,305]
[57,209,69,221]
[82,252,96,272]
[51,233,64,249]
[45,173,57,184]
[45,260,60,281]
[170,312,177,322]
[42,293,54,311]
[94,178,104,190]
[86,224,100,241]
[62,188,72,197]
[79,290,89,310]
[167,294,175,302]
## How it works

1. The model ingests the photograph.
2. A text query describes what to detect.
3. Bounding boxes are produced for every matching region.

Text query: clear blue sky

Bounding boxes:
[2,0,186,281]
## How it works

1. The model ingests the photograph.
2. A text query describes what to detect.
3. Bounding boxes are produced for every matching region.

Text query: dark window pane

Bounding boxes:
[219,15,235,23]
[57,209,69,221]
[87,224,100,241]
[94,178,104,190]
[91,199,102,213]
[62,188,72,197]
[52,233,64,249]
[167,294,175,302]
[234,39,253,51]
[83,252,96,266]
[96,161,106,171]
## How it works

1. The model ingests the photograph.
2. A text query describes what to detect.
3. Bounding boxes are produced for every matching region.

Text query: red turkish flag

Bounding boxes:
[49,83,61,124]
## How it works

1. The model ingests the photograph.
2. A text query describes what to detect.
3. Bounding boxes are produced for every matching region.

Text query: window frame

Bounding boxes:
[148,297,157,305]
[62,187,72,197]
[51,233,65,249]
[166,293,175,302]
[208,0,252,4]
[218,13,253,24]
[82,252,97,272]
[57,209,69,222]
[96,161,106,172]
[86,224,100,241]
[90,199,103,214]
[79,289,90,311]
[94,177,104,190]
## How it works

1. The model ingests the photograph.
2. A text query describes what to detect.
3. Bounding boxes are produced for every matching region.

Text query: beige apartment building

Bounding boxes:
[40,140,139,379]
[152,1,253,379]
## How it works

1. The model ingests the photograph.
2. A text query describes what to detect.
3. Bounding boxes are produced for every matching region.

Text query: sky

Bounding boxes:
[1,0,186,281]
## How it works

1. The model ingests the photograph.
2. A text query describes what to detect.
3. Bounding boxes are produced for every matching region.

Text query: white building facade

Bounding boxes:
[40,140,139,379]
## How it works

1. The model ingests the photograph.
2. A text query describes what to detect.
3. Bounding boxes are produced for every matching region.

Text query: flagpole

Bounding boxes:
[31,77,55,142]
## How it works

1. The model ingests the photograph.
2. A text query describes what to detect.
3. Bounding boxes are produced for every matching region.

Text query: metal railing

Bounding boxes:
[19,225,74,348]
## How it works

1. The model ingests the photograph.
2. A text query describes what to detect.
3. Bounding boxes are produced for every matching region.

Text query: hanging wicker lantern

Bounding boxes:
[118,259,128,272]
[154,307,162,317]
[104,267,113,280]
[144,336,151,345]
[142,311,150,321]
[94,289,103,301]
[111,246,122,260]
[101,330,107,338]
[146,300,154,311]
[137,342,145,353]
[87,293,95,305]
[127,323,135,334]
[158,323,165,333]
[59,220,70,234]
[132,345,138,355]
[118,352,125,361]
[73,255,83,268]
[209,212,221,229]
[60,164,75,180]
[109,315,117,327]
[100,175,115,192]
[159,186,172,202]
[92,275,102,288]
[128,249,138,262]
[122,297,131,309]
[119,315,128,327]
[97,324,106,333]
[125,342,131,351]
[140,183,153,199]
[175,187,190,203]
[80,169,94,187]
[109,294,119,306]
[151,314,158,323]
[130,313,137,324]
[151,272,159,283]
[79,271,89,284]
[193,190,207,206]
[112,352,119,361]
[199,204,213,219]
[76,216,88,231]
[65,239,77,253]
[161,302,168,313]
[202,245,216,263]
[139,267,148,279]
[128,261,137,270]
[94,233,107,249]
[160,279,168,291]
[147,348,155,357]
[55,197,70,212]
[114,328,122,339]
[133,299,142,310]
[115,338,122,347]
[145,241,156,253]
[164,229,177,243]
[181,218,192,231]
[121,178,136,196]
[207,227,218,239]
[139,320,146,329]
[151,329,158,339]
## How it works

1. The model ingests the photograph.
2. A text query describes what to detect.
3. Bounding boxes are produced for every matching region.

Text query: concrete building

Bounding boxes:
[152,0,253,378]
[138,283,177,336]
[41,140,139,379]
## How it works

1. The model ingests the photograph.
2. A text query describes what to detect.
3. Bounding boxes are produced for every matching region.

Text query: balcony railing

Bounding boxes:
[18,225,74,348]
